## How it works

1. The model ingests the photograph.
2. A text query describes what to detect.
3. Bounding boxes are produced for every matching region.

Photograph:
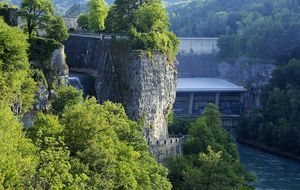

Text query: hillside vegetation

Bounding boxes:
[169,0,300,62]
[0,0,174,188]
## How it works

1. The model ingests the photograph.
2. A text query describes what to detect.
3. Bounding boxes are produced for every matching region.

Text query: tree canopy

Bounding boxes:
[169,0,300,62]
[88,0,108,32]
[238,59,300,156]
[0,18,36,114]
[20,0,55,37]
[77,13,89,30]
[20,0,69,43]
[0,106,37,189]
[46,15,69,42]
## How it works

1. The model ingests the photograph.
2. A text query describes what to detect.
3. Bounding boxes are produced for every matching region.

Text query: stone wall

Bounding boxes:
[149,137,184,163]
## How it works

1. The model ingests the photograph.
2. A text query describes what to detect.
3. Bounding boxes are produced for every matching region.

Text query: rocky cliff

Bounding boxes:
[217,57,276,108]
[51,46,69,86]
[64,36,177,140]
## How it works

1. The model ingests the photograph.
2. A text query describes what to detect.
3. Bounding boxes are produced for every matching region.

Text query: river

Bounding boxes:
[238,143,300,190]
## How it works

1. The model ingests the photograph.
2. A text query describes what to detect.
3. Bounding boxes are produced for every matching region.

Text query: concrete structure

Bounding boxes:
[64,17,78,30]
[174,78,246,128]
[148,136,186,163]
[63,3,88,30]
[179,37,220,55]
[177,38,276,110]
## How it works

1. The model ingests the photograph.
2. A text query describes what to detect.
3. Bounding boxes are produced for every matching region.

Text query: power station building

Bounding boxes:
[174,78,246,128]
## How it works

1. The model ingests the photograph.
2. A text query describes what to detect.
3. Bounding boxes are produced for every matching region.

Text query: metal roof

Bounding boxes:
[176,78,246,92]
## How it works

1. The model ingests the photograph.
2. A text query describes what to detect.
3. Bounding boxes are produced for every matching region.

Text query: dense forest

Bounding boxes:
[7,0,183,14]
[237,59,300,156]
[169,0,300,62]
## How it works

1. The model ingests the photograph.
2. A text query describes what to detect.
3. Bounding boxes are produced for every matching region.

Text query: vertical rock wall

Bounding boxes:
[95,46,177,140]
[51,47,69,86]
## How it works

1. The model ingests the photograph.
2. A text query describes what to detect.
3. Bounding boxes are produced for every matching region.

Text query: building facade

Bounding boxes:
[174,78,246,128]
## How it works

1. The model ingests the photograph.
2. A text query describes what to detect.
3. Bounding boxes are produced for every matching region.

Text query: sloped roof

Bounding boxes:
[177,78,246,92]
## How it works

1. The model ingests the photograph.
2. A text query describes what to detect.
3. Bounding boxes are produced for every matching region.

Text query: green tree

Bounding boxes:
[46,15,69,42]
[0,18,36,114]
[61,98,172,189]
[88,0,108,32]
[0,2,18,26]
[0,106,37,189]
[167,104,255,190]
[77,13,89,31]
[51,86,83,116]
[130,1,179,62]
[28,113,74,189]
[106,0,155,32]
[132,2,169,33]
[20,0,55,37]
[238,59,300,155]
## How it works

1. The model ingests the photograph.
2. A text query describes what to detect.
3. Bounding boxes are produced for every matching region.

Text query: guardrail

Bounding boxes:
[69,32,129,40]
[147,135,190,146]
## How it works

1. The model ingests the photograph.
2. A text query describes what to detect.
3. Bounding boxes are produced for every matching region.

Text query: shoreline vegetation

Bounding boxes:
[237,138,300,162]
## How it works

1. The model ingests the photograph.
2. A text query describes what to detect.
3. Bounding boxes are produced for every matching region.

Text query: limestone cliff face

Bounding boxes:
[51,46,69,86]
[96,48,177,139]
[31,46,69,111]
[217,57,276,86]
[216,58,276,109]
[64,36,177,140]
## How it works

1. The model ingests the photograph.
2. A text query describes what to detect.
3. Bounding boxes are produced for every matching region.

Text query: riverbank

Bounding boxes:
[237,138,300,162]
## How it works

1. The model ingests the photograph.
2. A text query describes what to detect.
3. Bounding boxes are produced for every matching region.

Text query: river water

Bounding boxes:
[238,143,300,190]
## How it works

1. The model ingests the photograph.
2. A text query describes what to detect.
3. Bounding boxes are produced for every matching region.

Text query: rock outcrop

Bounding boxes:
[217,58,276,109]
[51,46,69,86]
[30,45,69,112]
[64,35,177,140]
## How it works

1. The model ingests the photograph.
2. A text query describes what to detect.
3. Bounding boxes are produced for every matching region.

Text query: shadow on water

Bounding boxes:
[238,143,300,190]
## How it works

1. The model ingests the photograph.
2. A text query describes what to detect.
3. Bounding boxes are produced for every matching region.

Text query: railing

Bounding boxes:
[147,135,189,146]
[69,31,129,40]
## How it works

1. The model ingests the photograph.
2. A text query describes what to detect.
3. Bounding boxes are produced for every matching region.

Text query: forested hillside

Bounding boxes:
[169,0,300,62]
[7,0,184,14]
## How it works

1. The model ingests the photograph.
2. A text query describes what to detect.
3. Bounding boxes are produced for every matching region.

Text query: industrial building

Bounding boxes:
[174,78,246,128]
